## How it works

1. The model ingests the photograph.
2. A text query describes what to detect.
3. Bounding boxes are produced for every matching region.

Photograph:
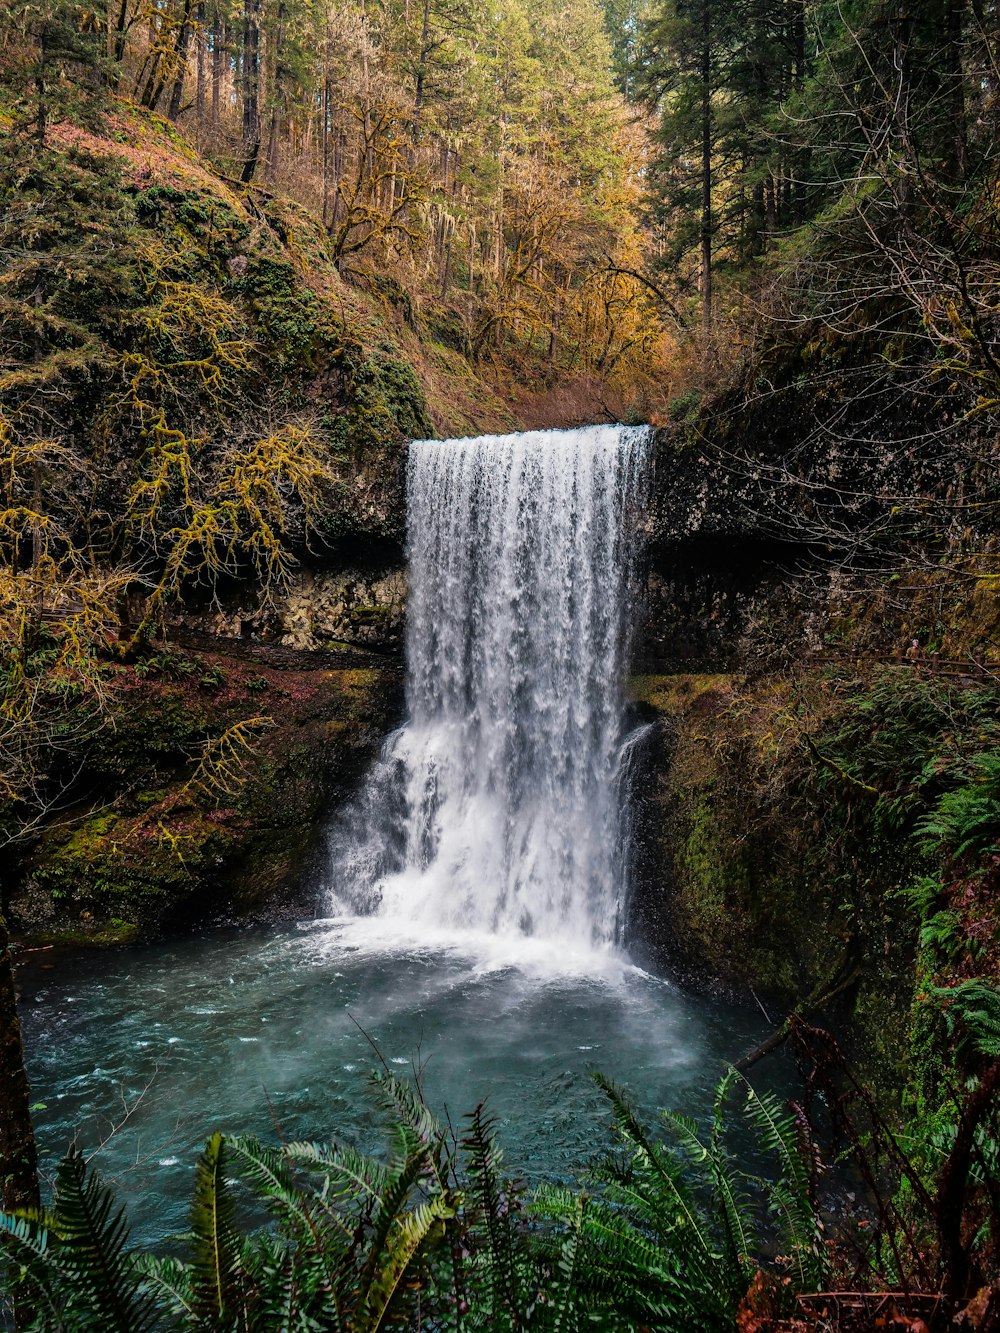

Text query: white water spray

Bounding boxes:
[327,425,648,953]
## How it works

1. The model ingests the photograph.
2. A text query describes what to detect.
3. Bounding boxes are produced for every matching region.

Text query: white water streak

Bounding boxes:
[327,425,648,953]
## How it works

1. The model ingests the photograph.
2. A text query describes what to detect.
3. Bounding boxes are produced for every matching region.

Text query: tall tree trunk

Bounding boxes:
[0,909,40,1219]
[699,0,712,342]
[751,179,765,255]
[35,23,48,147]
[211,8,222,135]
[892,3,913,213]
[359,0,374,180]
[946,0,968,179]
[264,110,281,180]
[413,0,431,137]
[240,0,261,182]
[111,0,131,68]
[322,78,331,225]
[791,0,807,220]
[195,2,206,146]
[167,0,194,121]
[264,1,287,183]
[321,3,331,225]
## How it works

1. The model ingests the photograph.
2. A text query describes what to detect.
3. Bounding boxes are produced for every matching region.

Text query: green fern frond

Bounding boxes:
[596,1076,721,1274]
[227,1133,344,1248]
[48,1147,161,1333]
[933,980,1000,1060]
[358,1141,431,1301]
[461,1101,523,1323]
[735,1077,825,1292]
[360,1195,454,1332]
[916,752,1000,857]
[189,1130,245,1324]
[283,1140,389,1205]
[132,1253,196,1321]
[0,1208,67,1328]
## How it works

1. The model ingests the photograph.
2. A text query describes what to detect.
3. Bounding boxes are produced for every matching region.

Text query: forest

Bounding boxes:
[2,0,1000,1328]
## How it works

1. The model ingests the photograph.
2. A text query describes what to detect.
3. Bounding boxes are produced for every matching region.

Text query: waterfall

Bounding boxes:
[328,425,649,953]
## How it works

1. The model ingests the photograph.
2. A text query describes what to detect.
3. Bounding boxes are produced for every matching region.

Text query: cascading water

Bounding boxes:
[328,424,649,952]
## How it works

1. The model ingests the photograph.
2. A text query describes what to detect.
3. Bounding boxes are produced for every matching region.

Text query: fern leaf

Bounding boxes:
[360,1195,454,1332]
[189,1130,244,1324]
[283,1141,389,1205]
[596,1075,721,1278]
[132,1254,196,1320]
[461,1102,523,1322]
[49,1147,161,1333]
[735,1076,825,1292]
[0,1208,67,1328]
[358,1141,430,1302]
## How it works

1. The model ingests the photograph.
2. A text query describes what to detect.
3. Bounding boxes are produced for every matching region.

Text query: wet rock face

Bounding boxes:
[167,554,408,654]
[277,567,407,652]
[637,544,825,674]
[623,669,919,1094]
[646,373,968,556]
[636,375,980,674]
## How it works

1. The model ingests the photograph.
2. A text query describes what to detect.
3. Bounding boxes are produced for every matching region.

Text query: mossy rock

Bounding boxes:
[12,655,402,942]
[631,669,921,1101]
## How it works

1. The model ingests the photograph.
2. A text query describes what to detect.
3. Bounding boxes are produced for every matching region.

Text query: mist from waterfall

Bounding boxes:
[327,425,649,954]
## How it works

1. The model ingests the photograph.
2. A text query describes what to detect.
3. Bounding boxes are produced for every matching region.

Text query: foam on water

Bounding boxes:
[303,914,652,985]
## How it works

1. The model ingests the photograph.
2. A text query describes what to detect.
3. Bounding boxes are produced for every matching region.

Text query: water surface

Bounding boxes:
[20,919,775,1245]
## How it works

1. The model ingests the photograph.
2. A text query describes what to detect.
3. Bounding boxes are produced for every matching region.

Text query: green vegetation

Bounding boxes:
[638,666,1000,1324]
[639,0,1000,383]
[9,653,397,934]
[4,1053,999,1330]
[0,1071,830,1331]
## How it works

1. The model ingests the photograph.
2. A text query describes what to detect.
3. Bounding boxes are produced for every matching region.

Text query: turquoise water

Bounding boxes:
[19,917,777,1245]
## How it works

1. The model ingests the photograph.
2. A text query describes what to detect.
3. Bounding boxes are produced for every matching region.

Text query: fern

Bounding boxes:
[897,877,968,961]
[590,1074,737,1330]
[582,1071,826,1332]
[916,752,1000,857]
[707,1070,756,1288]
[933,980,1000,1060]
[227,1134,332,1244]
[736,1076,826,1294]
[0,1149,161,1333]
[132,1254,197,1321]
[0,1208,67,1331]
[368,1072,468,1326]
[1,1070,831,1332]
[360,1195,454,1332]
[283,1140,389,1207]
[49,1147,161,1333]
[188,1130,245,1325]
[461,1102,525,1329]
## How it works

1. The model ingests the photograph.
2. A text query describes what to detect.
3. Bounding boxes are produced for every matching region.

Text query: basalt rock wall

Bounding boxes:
[627,370,997,1090]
